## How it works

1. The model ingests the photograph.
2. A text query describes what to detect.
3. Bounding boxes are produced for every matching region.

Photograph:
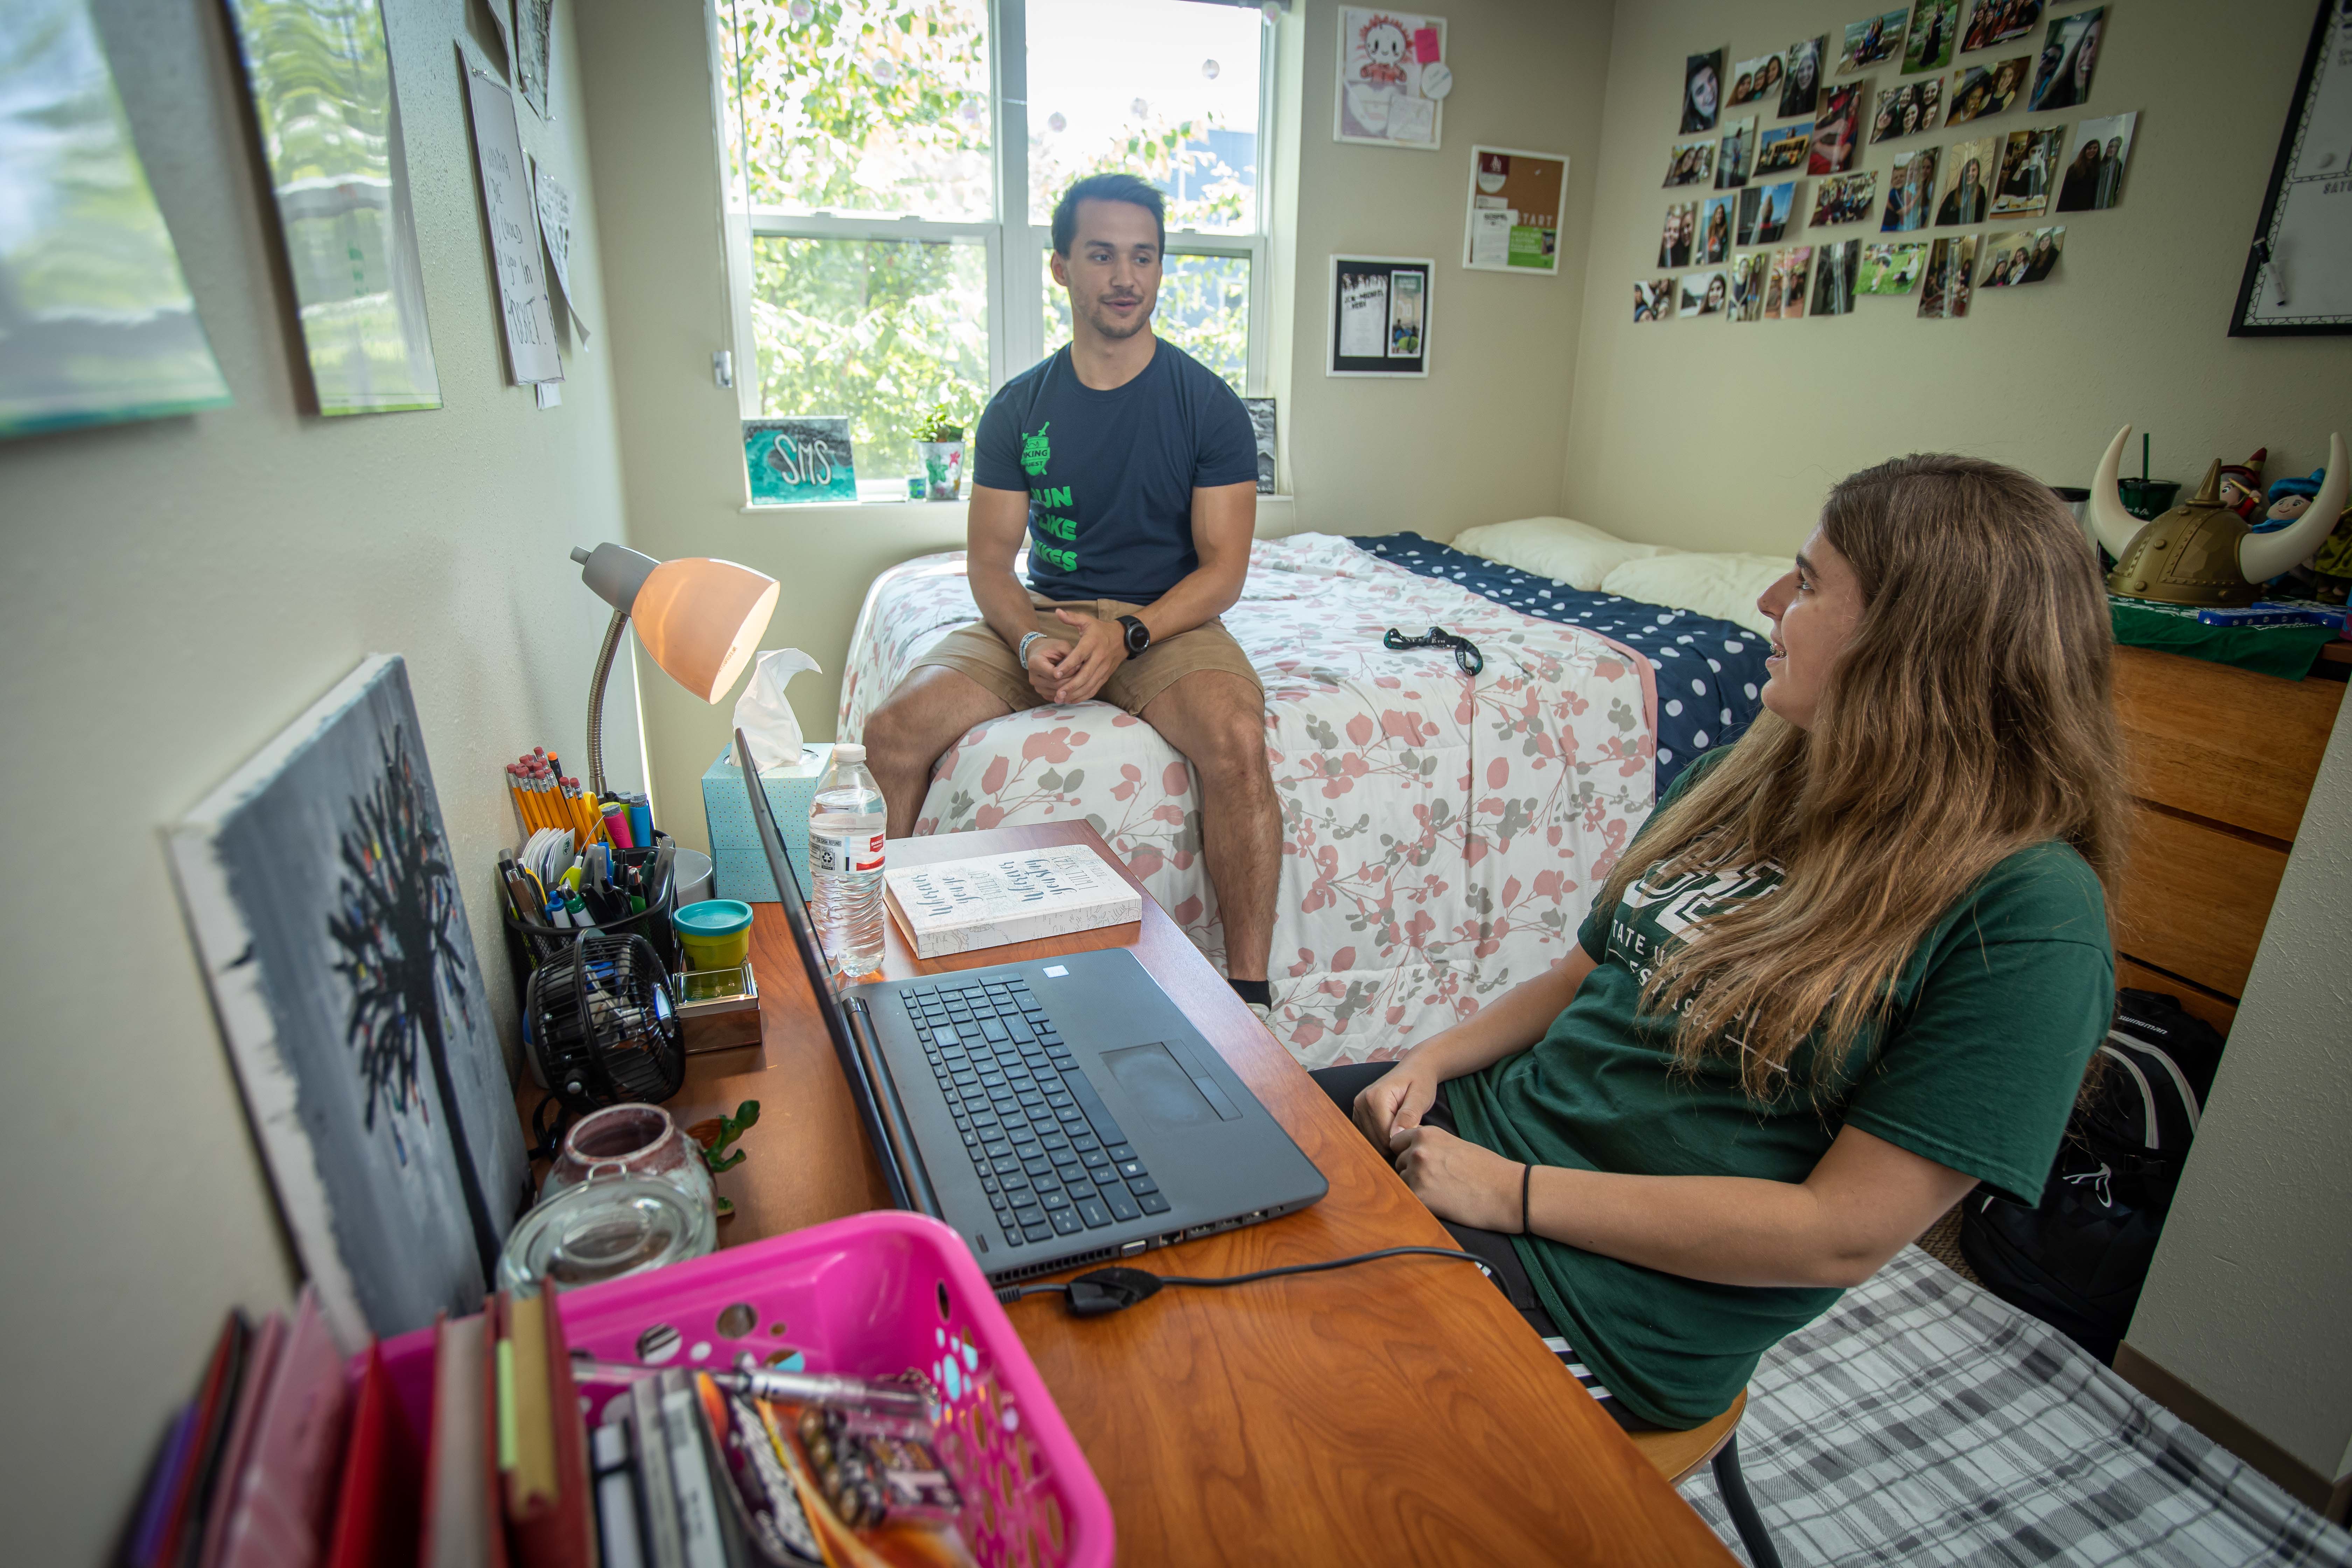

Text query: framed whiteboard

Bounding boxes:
[2232,0,2352,335]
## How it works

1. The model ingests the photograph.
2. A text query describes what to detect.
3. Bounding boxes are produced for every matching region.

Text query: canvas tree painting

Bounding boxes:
[172,655,526,1351]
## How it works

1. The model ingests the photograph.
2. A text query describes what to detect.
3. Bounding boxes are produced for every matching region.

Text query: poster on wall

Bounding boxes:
[1463,147,1568,274]
[1,0,232,439]
[221,0,441,416]
[1328,257,1433,376]
[514,0,554,120]
[2233,0,2352,334]
[744,416,857,504]
[1335,8,1446,149]
[169,656,529,1352]
[464,63,563,386]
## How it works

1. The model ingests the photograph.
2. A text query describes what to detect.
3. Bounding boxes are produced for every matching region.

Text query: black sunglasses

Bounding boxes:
[1383,625,1485,676]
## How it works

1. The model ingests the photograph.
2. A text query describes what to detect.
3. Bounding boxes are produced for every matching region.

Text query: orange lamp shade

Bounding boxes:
[629,556,780,703]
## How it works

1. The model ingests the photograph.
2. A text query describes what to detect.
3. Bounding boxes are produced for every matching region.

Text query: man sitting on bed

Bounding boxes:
[862,173,1279,1013]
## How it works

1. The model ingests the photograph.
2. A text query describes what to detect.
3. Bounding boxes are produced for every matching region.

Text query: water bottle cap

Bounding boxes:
[831,743,866,763]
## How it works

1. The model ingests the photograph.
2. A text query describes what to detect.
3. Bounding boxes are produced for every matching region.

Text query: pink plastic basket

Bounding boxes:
[376,1210,1113,1568]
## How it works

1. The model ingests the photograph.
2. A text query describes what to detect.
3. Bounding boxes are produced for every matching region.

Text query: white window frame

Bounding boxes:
[726,0,1277,439]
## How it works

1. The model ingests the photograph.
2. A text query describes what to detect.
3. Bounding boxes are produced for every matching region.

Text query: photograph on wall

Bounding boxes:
[1336,8,1446,148]
[1978,225,2065,286]
[1659,201,1698,267]
[1903,0,1961,73]
[2029,6,2105,111]
[1860,240,1927,293]
[1684,47,1725,132]
[1919,233,1979,317]
[1715,118,1755,188]
[1,0,232,440]
[1729,251,1769,320]
[1811,237,1862,315]
[745,416,856,504]
[1754,125,1811,175]
[1880,147,1940,231]
[221,0,441,415]
[1946,55,2028,125]
[1812,169,1880,226]
[1463,146,1568,273]
[1993,125,2066,215]
[1962,0,2041,52]
[1773,246,1814,318]
[1243,399,1278,492]
[1738,180,1797,244]
[1810,83,1862,172]
[1698,194,1735,264]
[1729,53,1779,110]
[1664,138,1716,187]
[1938,133,1998,224]
[1679,269,1729,317]
[515,0,553,120]
[2056,111,2137,211]
[1779,36,1826,117]
[1634,278,1673,322]
[1328,256,1433,375]
[1839,9,1907,72]
[170,656,529,1351]
[1870,77,1944,142]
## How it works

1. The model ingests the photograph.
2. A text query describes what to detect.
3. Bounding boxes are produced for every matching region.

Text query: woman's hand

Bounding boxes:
[1351,1059,1440,1146]
[1390,1125,1526,1233]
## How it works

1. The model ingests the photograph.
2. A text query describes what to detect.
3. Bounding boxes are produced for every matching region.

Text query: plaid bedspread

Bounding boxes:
[1690,1247,2352,1566]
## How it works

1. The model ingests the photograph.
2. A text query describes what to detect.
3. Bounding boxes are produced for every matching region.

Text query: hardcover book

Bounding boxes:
[883,846,1140,958]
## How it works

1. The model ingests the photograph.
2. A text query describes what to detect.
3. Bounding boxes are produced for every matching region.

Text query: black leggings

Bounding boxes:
[1309,1062,1657,1431]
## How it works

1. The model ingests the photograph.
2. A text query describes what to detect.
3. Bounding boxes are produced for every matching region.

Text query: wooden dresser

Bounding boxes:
[2109,644,2346,1034]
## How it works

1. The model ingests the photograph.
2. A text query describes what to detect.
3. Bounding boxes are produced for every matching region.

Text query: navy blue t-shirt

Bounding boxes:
[973,339,1258,603]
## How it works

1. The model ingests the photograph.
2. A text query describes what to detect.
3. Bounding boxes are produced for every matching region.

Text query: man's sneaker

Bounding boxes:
[1248,1001,1274,1028]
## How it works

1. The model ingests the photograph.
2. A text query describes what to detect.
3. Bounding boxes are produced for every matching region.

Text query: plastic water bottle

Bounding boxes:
[809,744,886,977]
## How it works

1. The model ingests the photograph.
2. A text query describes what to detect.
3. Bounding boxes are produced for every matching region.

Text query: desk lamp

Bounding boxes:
[569,543,779,797]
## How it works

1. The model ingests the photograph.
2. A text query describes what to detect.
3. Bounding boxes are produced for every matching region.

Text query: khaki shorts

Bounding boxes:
[910,595,1263,715]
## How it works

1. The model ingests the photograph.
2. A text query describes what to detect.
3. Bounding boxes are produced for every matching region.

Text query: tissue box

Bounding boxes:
[702,742,832,902]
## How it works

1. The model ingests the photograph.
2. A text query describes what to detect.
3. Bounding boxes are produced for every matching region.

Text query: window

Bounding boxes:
[719,0,1276,498]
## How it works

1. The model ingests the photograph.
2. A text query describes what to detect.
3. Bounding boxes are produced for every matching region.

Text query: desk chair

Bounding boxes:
[1628,1390,1782,1568]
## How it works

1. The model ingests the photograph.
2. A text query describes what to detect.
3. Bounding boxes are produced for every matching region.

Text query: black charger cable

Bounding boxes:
[996,1246,1491,1317]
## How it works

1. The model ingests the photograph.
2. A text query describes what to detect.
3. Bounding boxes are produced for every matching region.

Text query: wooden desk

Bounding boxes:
[663,823,1732,1566]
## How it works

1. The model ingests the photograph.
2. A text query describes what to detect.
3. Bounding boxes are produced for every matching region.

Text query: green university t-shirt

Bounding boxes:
[1444,769,2114,1428]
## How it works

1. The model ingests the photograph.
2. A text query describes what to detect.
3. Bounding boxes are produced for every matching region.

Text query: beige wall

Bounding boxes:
[577,0,1613,847]
[2124,690,2352,1491]
[1560,0,2352,555]
[0,3,636,1560]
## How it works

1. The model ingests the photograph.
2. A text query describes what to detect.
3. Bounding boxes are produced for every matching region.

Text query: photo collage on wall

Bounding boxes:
[1637,0,2133,327]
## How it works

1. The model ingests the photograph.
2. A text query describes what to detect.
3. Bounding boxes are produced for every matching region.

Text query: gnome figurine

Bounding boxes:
[2218,447,2268,521]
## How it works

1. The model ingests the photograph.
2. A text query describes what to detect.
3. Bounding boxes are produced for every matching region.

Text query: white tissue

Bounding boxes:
[732,648,822,771]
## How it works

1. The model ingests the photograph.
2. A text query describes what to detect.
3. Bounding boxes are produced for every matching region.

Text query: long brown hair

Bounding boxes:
[1592,454,2128,1099]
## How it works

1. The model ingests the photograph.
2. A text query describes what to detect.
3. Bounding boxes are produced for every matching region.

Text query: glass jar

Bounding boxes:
[498,1175,714,1294]
[541,1102,719,1224]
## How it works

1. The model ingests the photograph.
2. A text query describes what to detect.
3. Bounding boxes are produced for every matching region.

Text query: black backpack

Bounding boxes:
[1959,989,2226,1362]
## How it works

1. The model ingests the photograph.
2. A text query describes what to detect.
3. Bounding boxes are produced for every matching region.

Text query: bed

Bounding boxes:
[839,531,1765,1067]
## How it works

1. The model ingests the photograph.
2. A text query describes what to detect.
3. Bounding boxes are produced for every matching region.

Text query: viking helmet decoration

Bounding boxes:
[2090,426,2347,607]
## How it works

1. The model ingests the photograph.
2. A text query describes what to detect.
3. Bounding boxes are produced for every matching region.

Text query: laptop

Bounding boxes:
[735,730,1328,1283]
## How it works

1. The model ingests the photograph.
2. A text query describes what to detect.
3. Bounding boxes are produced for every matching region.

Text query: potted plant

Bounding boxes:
[913,401,968,502]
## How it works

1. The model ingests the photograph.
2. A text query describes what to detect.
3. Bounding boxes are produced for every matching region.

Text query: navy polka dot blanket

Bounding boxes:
[1349,533,1773,792]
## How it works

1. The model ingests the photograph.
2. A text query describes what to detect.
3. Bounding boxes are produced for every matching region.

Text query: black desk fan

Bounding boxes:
[526,931,686,1112]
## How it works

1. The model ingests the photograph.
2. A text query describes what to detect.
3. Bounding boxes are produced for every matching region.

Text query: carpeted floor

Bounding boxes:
[1679,1247,2352,1567]
[1913,1202,1982,1287]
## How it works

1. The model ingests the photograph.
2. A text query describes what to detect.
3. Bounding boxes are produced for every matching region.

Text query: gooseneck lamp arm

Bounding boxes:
[569,542,783,806]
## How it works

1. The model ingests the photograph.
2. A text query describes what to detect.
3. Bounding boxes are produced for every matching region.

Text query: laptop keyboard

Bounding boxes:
[897,977,1171,1251]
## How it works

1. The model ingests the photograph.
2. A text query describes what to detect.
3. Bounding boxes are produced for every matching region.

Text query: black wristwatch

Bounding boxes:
[1116,614,1152,657]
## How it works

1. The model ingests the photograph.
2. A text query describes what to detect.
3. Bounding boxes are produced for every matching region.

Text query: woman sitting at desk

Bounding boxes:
[1316,454,2121,1430]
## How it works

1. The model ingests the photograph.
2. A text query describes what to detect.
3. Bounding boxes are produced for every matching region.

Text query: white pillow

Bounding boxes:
[1600,553,1790,636]
[1451,516,1680,592]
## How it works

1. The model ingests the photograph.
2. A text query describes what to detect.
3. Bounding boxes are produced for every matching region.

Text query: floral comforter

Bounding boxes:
[838,534,1656,1068]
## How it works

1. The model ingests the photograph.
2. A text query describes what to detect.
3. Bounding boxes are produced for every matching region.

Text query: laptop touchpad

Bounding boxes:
[1102,1043,1221,1127]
